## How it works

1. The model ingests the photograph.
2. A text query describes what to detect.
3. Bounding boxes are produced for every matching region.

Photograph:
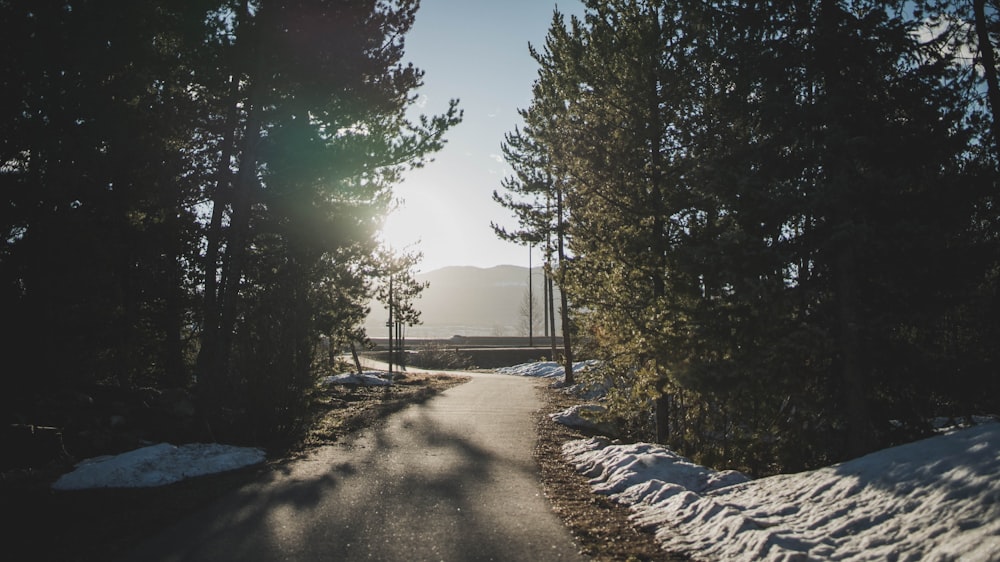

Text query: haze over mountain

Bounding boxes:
[365,265,560,339]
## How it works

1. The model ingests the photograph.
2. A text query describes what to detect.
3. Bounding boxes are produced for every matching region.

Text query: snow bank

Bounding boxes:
[563,422,1000,561]
[52,443,265,490]
[495,360,599,378]
[565,438,749,497]
[549,404,619,436]
[322,372,392,386]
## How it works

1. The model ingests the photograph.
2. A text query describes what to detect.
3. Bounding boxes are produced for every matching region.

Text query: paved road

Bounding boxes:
[119,372,588,562]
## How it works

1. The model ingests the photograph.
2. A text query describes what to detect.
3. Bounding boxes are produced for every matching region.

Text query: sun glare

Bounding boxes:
[377,185,457,270]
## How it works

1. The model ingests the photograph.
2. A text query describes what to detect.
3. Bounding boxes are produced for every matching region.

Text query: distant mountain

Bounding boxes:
[364,265,560,339]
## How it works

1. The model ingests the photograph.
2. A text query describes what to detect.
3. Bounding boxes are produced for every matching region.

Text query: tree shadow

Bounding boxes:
[117,394,567,562]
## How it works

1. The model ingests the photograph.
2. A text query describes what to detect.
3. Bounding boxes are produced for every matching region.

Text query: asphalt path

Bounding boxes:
[118,371,589,562]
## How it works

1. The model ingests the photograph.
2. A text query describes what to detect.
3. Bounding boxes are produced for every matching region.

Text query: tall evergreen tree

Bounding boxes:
[517,0,996,471]
[192,0,460,436]
[493,115,575,381]
[1,0,460,444]
[1,1,214,397]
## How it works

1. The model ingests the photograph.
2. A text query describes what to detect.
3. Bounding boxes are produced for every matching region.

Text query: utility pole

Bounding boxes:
[528,245,533,347]
[543,266,549,339]
[387,275,393,377]
[546,218,557,360]
[396,318,404,370]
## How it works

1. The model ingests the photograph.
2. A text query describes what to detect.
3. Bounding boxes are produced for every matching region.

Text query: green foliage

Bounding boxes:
[195,0,460,440]
[1,1,460,444]
[1,1,210,395]
[373,246,429,330]
[516,0,999,473]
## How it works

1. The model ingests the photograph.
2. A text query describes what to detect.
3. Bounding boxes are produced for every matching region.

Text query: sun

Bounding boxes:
[377,182,455,270]
[378,162,531,272]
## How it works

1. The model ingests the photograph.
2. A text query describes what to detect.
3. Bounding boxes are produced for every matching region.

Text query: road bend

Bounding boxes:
[118,371,589,562]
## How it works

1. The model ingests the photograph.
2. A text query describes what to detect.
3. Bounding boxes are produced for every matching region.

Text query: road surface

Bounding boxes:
[119,371,588,561]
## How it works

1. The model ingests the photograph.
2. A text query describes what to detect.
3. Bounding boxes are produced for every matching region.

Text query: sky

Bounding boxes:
[50,362,1000,561]
[378,0,585,273]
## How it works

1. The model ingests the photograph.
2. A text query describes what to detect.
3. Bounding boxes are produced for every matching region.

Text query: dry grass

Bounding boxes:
[533,383,692,562]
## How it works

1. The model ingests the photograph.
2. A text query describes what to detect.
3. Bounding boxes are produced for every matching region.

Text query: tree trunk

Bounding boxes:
[546,200,558,360]
[974,0,1000,159]
[543,258,549,338]
[836,243,872,458]
[655,391,670,445]
[556,188,574,385]
[646,13,670,444]
[196,0,253,395]
[215,70,263,383]
[196,72,240,379]
[350,341,363,374]
[818,0,873,459]
[163,217,187,388]
[548,266,557,360]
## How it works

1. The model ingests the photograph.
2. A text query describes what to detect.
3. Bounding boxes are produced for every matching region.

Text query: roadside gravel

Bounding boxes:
[533,383,693,562]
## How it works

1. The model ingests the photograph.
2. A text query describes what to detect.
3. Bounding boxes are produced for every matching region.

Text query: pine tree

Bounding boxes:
[493,109,575,382]
[0,1,460,442]
[523,0,711,439]
[193,0,460,436]
[0,1,214,395]
[517,0,995,471]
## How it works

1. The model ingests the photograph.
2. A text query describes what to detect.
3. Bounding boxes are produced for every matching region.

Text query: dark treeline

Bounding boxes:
[1,0,458,445]
[496,0,1000,474]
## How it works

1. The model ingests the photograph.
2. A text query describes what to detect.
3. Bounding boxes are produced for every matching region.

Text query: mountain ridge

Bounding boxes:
[364,264,559,338]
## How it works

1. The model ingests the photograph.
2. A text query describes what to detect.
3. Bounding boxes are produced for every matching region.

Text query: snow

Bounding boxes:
[52,443,265,490]
[563,421,1000,561]
[49,369,393,491]
[47,359,1000,562]
[549,404,619,436]
[494,360,599,378]
[505,360,615,433]
[321,371,392,386]
[49,362,593,491]
[50,369,393,491]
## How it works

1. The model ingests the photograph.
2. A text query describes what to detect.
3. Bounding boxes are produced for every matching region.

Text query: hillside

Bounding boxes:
[364,265,560,338]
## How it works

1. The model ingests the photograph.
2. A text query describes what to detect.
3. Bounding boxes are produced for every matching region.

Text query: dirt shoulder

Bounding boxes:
[533,382,692,562]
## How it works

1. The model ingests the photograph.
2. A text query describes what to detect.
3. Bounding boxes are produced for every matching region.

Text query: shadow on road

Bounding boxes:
[119,375,584,561]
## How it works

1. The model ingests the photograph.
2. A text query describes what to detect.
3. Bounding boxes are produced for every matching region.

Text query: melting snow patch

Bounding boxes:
[550,404,618,436]
[52,443,265,490]
[563,422,1000,561]
[322,372,392,386]
[495,360,599,378]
